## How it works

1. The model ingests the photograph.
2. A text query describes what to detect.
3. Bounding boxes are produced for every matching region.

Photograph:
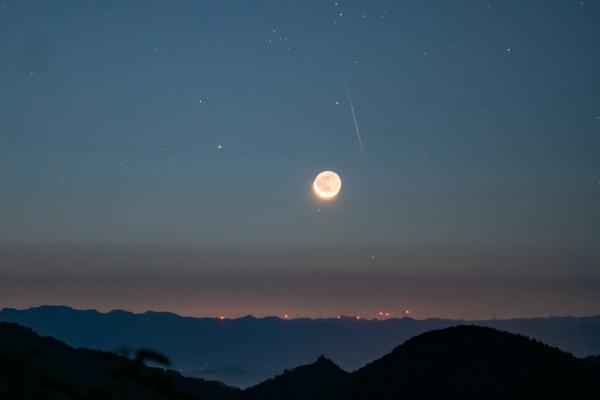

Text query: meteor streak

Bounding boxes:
[344,77,365,160]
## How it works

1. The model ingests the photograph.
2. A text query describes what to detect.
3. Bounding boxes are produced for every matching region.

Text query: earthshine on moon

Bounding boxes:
[313,171,342,199]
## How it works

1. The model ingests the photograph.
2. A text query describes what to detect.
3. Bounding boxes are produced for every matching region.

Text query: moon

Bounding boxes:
[313,171,342,199]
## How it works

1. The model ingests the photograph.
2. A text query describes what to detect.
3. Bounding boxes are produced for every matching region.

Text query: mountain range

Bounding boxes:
[1,306,599,387]
[1,321,598,399]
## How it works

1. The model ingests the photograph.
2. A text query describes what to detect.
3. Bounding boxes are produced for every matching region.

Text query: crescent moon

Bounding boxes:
[313,171,342,199]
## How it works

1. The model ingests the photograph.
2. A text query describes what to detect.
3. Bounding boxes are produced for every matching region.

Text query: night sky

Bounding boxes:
[1,0,599,319]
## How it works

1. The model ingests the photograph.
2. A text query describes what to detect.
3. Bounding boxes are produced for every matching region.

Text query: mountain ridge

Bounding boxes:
[2,305,599,387]
[5,305,599,322]
[1,321,598,399]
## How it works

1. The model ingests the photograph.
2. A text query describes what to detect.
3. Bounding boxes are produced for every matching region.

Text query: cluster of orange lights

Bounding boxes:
[216,310,412,321]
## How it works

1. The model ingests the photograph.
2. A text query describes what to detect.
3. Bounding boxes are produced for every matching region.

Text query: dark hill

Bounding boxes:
[585,354,600,367]
[350,325,599,399]
[0,321,239,400]
[1,322,598,399]
[244,356,350,400]
[241,325,599,400]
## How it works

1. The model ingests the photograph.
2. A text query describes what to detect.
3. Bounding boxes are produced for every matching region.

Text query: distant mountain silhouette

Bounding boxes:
[1,305,600,387]
[1,322,597,399]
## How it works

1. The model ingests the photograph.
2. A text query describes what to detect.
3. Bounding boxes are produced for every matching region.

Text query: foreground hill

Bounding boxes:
[1,306,600,387]
[350,325,598,399]
[0,322,239,400]
[244,356,350,400]
[1,322,597,399]
[242,325,599,400]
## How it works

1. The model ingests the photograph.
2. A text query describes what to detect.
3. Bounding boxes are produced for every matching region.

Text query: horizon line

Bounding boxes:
[2,304,599,322]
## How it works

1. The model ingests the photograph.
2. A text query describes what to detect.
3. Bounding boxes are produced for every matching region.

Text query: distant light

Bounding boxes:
[378,311,390,319]
[283,314,289,319]
[404,309,411,316]
[219,315,225,320]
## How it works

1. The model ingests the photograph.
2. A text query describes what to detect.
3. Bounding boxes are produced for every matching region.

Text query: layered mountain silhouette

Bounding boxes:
[1,321,598,399]
[2,306,600,387]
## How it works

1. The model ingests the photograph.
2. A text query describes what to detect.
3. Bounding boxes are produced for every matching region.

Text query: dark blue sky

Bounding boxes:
[1,0,599,318]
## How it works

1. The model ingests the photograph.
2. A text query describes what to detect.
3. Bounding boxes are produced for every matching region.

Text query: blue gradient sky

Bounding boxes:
[1,0,599,318]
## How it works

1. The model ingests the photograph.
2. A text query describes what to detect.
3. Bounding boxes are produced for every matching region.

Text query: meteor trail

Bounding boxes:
[344,77,365,160]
